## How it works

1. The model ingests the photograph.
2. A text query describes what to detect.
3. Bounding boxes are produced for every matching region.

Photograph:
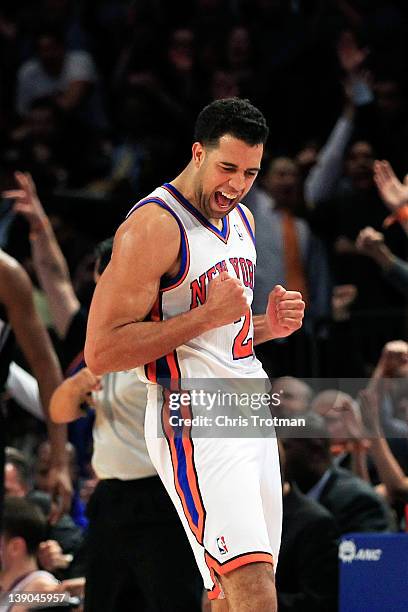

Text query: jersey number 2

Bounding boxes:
[233,310,253,359]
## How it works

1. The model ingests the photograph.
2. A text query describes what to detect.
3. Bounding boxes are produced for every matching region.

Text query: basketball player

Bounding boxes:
[85,98,305,611]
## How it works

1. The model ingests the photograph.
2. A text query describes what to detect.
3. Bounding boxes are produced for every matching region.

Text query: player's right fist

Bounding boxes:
[204,272,248,326]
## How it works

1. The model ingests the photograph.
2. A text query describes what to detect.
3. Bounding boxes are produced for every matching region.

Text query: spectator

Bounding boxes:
[283,414,394,534]
[359,388,408,508]
[372,158,408,238]
[4,447,83,578]
[311,389,370,482]
[305,30,372,207]
[357,226,408,293]
[16,27,106,129]
[0,496,59,609]
[34,441,88,532]
[310,140,407,366]
[271,376,313,418]
[277,442,338,612]
[246,156,331,376]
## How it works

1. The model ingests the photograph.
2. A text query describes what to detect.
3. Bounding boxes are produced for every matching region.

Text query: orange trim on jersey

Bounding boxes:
[162,184,231,244]
[165,351,180,381]
[162,391,206,544]
[207,567,222,600]
[179,401,206,542]
[205,550,274,599]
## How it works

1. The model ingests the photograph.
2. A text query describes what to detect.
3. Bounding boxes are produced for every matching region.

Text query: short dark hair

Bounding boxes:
[2,497,47,556]
[194,98,268,148]
[5,447,31,488]
[94,237,114,276]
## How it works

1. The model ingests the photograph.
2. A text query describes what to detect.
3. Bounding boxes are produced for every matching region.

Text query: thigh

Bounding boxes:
[196,438,275,572]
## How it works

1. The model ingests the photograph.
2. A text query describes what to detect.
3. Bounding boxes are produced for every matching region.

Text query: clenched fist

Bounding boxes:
[266,285,305,339]
[204,272,248,327]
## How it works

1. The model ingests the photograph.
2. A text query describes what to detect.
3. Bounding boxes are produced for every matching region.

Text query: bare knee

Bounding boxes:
[219,562,276,612]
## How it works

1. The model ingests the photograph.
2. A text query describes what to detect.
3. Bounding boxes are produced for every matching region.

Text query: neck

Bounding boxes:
[0,557,38,591]
[170,162,196,204]
[170,164,223,229]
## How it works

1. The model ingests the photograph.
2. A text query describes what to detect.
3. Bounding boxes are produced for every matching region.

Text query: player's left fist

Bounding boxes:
[266,285,305,339]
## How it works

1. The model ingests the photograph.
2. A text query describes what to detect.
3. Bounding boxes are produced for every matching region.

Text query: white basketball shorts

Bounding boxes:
[144,386,282,600]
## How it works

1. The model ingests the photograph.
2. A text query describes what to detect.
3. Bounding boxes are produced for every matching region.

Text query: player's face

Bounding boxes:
[193,134,263,220]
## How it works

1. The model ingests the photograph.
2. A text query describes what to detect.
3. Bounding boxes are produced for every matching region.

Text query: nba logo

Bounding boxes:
[217,536,228,555]
[234,224,244,240]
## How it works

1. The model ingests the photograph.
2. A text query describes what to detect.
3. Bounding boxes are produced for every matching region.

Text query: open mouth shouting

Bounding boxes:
[214,190,239,210]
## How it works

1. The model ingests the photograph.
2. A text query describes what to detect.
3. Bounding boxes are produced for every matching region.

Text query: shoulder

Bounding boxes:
[18,59,41,80]
[237,203,255,233]
[327,468,384,503]
[110,202,181,274]
[0,251,31,299]
[117,201,181,248]
[25,572,59,591]
[286,486,336,525]
[65,50,96,78]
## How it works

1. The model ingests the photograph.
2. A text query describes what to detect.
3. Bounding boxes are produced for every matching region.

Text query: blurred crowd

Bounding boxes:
[1,1,408,610]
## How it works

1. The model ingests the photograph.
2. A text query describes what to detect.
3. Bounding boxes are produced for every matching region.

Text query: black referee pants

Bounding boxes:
[84,476,202,612]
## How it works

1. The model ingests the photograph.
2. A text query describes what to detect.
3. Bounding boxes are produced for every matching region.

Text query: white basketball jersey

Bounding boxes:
[127,183,267,385]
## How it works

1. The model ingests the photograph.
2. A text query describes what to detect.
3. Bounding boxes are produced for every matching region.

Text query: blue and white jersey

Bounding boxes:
[126,183,267,384]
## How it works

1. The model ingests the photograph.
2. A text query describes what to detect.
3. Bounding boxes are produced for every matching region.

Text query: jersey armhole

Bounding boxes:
[125,197,190,292]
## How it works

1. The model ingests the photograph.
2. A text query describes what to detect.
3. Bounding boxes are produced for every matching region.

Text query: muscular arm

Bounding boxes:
[85,204,248,375]
[0,253,66,463]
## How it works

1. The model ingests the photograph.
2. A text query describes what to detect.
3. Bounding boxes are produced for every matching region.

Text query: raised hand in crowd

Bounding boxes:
[374,160,408,213]
[3,171,49,237]
[331,284,357,321]
[359,388,408,504]
[358,388,382,437]
[372,340,408,380]
[337,31,368,76]
[335,394,365,441]
[3,170,81,338]
[356,227,395,268]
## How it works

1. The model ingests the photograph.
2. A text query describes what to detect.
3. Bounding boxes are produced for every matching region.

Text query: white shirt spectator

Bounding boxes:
[17,50,97,116]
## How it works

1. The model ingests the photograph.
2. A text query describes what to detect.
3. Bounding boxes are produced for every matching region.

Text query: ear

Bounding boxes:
[8,536,26,558]
[192,142,205,168]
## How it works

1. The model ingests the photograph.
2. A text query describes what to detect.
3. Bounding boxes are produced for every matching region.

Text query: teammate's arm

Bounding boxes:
[0,253,72,512]
[85,204,249,375]
[239,204,305,345]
